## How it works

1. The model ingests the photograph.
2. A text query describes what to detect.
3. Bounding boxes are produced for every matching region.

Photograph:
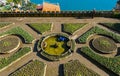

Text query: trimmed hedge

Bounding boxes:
[0,47,31,70]
[99,23,120,33]
[63,60,100,76]
[41,51,71,61]
[0,22,11,28]
[78,26,120,43]
[10,60,46,76]
[0,27,34,43]
[27,23,51,34]
[62,23,86,34]
[81,46,120,75]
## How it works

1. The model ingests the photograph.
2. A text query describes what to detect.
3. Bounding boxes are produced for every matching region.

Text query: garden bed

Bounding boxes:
[0,27,34,43]
[38,33,73,61]
[27,23,52,34]
[0,47,31,70]
[10,60,46,76]
[81,46,120,75]
[78,26,120,43]
[0,35,20,54]
[63,60,100,76]
[62,23,86,35]
[99,23,120,33]
[92,36,117,53]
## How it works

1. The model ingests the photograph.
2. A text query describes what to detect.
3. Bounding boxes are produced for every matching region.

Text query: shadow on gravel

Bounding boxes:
[59,64,64,76]
[36,51,52,62]
[116,47,120,56]
[33,40,39,52]
[76,48,118,76]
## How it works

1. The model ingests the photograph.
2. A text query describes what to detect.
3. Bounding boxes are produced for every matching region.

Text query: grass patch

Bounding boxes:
[63,60,100,76]
[0,36,20,53]
[0,27,34,43]
[78,26,120,43]
[0,22,11,28]
[10,60,46,76]
[81,46,120,75]
[0,47,31,70]
[27,23,51,34]
[62,23,86,34]
[99,23,120,33]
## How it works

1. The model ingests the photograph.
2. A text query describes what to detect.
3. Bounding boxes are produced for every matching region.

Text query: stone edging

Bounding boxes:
[0,48,32,73]
[43,64,47,76]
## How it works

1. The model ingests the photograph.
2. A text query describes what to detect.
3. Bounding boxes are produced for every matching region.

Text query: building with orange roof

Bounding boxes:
[42,2,60,12]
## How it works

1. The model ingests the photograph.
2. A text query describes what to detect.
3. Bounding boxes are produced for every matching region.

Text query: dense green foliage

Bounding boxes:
[10,60,46,76]
[0,27,34,43]
[99,23,120,33]
[78,26,120,43]
[81,47,120,75]
[0,22,11,28]
[64,60,100,76]
[62,23,86,34]
[0,47,31,69]
[28,23,51,34]
[92,37,117,53]
[0,36,20,53]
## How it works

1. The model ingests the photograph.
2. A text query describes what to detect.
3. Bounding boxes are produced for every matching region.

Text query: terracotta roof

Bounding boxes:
[42,2,60,12]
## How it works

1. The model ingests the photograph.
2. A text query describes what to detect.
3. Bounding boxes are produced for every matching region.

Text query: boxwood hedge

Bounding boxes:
[0,27,34,43]
[81,46,120,75]
[78,26,120,43]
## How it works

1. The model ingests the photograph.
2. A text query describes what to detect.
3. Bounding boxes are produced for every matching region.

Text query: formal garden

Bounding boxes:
[0,18,120,76]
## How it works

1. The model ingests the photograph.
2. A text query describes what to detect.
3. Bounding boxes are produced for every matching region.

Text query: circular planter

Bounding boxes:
[0,35,20,54]
[92,36,117,54]
[38,33,72,61]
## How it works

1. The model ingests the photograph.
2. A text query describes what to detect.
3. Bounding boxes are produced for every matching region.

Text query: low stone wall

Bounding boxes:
[0,11,118,18]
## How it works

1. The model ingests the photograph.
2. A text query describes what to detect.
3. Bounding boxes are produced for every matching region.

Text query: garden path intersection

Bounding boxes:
[0,17,120,76]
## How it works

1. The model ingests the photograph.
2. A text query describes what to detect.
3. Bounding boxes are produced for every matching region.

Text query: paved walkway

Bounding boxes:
[0,17,120,76]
